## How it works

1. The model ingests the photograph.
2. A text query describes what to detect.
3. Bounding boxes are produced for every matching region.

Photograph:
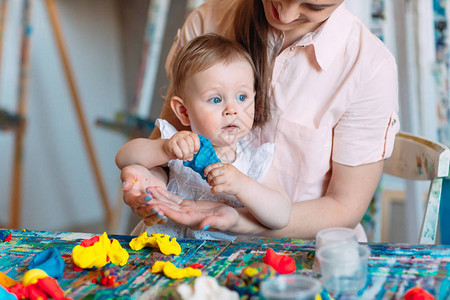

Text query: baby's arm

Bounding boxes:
[204,163,291,230]
[115,131,200,169]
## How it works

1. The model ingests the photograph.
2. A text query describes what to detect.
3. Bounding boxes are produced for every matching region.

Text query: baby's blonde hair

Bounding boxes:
[171,33,268,127]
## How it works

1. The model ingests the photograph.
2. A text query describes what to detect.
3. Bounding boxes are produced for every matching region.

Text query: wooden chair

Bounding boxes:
[383,132,450,244]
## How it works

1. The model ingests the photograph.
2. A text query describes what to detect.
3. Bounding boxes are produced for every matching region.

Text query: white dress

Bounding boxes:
[132,119,275,241]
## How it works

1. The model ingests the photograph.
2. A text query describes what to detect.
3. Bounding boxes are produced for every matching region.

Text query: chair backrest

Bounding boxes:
[383,132,450,244]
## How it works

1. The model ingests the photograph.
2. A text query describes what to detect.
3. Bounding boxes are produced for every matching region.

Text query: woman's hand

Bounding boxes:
[141,186,240,231]
[120,165,169,225]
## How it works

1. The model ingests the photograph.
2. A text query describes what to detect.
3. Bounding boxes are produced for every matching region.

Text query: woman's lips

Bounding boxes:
[272,2,280,22]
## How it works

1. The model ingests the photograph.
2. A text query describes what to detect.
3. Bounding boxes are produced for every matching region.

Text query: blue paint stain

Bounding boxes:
[25,25,33,35]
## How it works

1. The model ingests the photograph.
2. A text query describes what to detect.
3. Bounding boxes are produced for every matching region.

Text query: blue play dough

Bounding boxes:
[0,229,11,241]
[29,247,65,279]
[183,135,221,180]
[0,286,16,300]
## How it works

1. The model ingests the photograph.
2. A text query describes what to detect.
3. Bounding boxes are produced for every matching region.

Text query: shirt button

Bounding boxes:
[289,46,296,51]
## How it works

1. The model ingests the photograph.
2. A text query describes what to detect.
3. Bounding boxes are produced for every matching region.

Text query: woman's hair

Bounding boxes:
[233,0,272,126]
[171,33,267,127]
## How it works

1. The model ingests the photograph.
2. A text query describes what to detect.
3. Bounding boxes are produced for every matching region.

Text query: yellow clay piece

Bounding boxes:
[109,238,129,266]
[129,232,181,256]
[72,232,129,269]
[315,293,334,300]
[22,269,48,286]
[151,261,166,273]
[0,271,19,288]
[243,266,259,277]
[152,233,181,255]
[151,261,201,279]
[129,232,157,251]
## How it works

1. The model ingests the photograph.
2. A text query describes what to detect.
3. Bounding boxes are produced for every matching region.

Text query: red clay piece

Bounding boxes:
[189,263,204,269]
[8,277,72,300]
[80,236,100,247]
[4,233,11,242]
[35,277,69,300]
[404,287,434,300]
[262,248,296,274]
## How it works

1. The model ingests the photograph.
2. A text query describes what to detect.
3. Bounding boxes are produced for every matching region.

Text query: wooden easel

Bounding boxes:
[9,0,31,229]
[4,0,112,229]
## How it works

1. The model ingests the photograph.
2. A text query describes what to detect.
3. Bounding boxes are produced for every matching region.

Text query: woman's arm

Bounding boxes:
[227,160,384,239]
[142,160,383,239]
[239,165,291,230]
[204,163,291,230]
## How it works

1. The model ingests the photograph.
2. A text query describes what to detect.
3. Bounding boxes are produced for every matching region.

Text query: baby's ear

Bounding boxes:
[170,96,190,126]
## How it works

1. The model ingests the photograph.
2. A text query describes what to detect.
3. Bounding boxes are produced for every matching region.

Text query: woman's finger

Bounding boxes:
[148,186,184,206]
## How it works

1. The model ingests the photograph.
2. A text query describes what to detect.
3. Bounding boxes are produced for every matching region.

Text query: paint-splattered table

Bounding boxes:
[0,230,450,299]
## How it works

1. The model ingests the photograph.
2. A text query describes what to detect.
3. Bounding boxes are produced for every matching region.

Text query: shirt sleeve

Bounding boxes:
[156,119,179,139]
[332,54,400,166]
[164,2,211,79]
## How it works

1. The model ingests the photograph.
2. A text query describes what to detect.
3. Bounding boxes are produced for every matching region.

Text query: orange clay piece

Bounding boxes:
[0,271,19,288]
[72,232,129,269]
[129,232,181,255]
[151,261,201,279]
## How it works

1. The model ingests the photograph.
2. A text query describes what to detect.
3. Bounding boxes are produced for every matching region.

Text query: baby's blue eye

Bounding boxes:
[237,94,246,102]
[208,97,221,104]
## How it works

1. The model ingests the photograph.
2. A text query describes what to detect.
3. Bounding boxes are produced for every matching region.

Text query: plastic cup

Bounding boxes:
[315,227,358,249]
[316,243,370,296]
[259,275,321,300]
[314,227,358,273]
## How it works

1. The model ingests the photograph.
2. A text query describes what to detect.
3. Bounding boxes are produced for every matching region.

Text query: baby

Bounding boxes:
[115,34,290,240]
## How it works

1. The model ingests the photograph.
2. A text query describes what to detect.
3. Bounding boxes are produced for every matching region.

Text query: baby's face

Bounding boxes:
[183,58,255,148]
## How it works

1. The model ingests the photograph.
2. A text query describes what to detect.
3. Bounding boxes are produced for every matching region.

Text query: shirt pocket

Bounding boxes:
[273,118,333,199]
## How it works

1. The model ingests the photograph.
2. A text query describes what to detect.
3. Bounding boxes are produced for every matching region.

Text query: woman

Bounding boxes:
[120,0,399,241]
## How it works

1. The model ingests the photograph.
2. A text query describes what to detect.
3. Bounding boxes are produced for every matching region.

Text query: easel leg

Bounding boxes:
[45,0,112,228]
[10,0,32,229]
[0,0,8,101]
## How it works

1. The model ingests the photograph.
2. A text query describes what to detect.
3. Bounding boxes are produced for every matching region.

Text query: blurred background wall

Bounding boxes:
[0,0,447,243]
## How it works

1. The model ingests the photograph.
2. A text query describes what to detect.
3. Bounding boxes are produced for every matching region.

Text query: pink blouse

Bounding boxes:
[165,0,399,204]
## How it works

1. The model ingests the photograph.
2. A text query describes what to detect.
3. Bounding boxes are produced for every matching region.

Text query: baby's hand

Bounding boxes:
[204,163,248,196]
[164,131,200,161]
